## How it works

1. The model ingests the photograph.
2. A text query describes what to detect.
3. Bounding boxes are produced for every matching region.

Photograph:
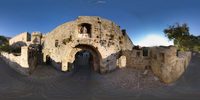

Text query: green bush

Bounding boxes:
[0,46,10,52]
[63,36,72,45]
[0,36,10,52]
[110,34,115,40]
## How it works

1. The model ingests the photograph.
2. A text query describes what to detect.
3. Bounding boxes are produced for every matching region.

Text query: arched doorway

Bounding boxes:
[72,50,94,73]
[68,44,102,74]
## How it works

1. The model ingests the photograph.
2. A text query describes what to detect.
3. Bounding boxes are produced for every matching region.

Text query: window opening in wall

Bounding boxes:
[160,53,165,62]
[136,52,140,57]
[33,37,38,44]
[78,23,91,38]
[46,55,51,65]
[143,49,148,56]
[55,40,58,47]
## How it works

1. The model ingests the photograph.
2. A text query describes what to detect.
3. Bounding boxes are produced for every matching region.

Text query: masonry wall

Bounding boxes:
[9,32,31,48]
[0,46,38,76]
[1,51,29,75]
[122,30,134,51]
[42,16,134,74]
[122,46,192,84]
[122,49,151,70]
[31,31,42,45]
[150,46,192,84]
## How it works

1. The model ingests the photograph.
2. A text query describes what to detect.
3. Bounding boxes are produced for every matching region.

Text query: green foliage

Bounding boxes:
[0,36,10,52]
[164,23,200,52]
[62,35,72,45]
[195,46,200,52]
[0,46,10,52]
[110,34,115,40]
[164,23,189,41]
[118,36,124,44]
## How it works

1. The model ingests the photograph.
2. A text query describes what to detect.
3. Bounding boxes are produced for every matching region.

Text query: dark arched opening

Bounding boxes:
[68,44,102,74]
[73,50,94,73]
[46,55,51,65]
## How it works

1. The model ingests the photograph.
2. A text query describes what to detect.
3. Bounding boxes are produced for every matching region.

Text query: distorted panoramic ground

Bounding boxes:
[0,54,200,100]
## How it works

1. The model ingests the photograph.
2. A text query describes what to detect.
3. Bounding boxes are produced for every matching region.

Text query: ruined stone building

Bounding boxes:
[9,32,31,49]
[1,16,191,84]
[9,31,43,49]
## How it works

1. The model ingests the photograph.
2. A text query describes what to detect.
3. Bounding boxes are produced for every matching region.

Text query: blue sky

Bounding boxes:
[0,0,200,46]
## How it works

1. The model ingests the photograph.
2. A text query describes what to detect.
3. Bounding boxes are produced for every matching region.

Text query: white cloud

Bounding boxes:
[139,35,173,47]
[88,1,106,3]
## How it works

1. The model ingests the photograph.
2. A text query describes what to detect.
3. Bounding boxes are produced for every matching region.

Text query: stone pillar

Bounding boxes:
[118,55,126,68]
[61,60,68,71]
[43,54,47,63]
[20,46,29,68]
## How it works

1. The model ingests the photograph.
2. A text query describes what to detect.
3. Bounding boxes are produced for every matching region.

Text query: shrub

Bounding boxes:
[63,36,72,45]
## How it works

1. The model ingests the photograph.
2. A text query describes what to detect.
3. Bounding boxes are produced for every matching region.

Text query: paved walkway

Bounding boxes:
[0,54,200,100]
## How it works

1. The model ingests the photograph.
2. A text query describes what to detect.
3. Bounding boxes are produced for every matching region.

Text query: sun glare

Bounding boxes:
[140,35,173,47]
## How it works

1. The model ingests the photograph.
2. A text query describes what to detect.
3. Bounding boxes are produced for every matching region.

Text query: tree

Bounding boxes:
[164,23,199,51]
[0,36,10,52]
[194,35,200,52]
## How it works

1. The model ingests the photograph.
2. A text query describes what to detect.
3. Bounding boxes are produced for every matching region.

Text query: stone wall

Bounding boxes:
[121,29,134,51]
[149,46,191,84]
[0,46,38,76]
[117,55,126,68]
[122,46,192,84]
[31,31,42,45]
[42,16,134,74]
[122,49,151,70]
[9,32,31,48]
[2,16,192,84]
[1,51,29,75]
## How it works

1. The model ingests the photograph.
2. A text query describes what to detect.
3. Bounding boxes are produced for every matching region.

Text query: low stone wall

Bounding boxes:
[122,45,192,84]
[1,51,29,75]
[0,46,38,76]
[122,50,151,70]
[151,51,192,84]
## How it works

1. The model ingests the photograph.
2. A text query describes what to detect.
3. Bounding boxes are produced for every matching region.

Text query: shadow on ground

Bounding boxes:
[0,54,200,100]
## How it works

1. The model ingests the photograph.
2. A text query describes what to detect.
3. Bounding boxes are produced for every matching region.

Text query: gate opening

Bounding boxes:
[73,50,94,72]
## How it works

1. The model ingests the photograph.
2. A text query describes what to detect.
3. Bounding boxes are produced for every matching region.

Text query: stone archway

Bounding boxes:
[67,44,102,73]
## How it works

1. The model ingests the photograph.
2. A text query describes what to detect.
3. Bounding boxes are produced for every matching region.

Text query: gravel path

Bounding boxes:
[104,68,166,90]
